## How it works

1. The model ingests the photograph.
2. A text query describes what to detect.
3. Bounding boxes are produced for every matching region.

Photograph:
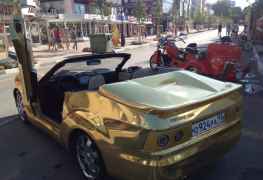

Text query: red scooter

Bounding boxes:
[150,36,243,81]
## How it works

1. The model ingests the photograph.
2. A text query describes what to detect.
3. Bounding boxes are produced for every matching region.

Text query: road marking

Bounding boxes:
[0,116,17,127]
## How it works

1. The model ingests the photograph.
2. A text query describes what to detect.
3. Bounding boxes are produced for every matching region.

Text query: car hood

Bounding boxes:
[99,71,242,111]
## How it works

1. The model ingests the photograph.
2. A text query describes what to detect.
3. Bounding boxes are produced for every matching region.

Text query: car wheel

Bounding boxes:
[15,91,28,123]
[75,133,105,180]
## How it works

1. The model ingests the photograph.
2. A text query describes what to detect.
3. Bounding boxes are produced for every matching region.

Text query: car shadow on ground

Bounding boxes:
[1,88,263,180]
[0,114,116,180]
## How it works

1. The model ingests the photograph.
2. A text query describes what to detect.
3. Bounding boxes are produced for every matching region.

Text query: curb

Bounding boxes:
[114,41,156,53]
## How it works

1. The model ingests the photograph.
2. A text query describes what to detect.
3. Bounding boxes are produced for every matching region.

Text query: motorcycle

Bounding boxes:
[149,36,243,82]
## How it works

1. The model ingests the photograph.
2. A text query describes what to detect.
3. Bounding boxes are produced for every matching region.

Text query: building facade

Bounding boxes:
[0,0,40,45]
[38,0,154,43]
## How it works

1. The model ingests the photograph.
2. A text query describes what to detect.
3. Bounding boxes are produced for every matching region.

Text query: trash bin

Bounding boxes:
[89,33,113,54]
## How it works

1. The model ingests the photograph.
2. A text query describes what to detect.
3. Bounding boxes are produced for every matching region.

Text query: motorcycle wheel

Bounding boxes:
[150,54,165,70]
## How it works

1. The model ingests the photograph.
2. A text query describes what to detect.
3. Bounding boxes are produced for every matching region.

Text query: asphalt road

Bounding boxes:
[0,29,263,180]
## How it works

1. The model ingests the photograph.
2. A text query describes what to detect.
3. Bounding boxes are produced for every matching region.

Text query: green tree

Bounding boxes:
[171,0,180,35]
[135,0,146,43]
[135,0,146,23]
[193,9,204,25]
[155,0,163,38]
[212,0,231,17]
[95,0,112,18]
[230,7,243,22]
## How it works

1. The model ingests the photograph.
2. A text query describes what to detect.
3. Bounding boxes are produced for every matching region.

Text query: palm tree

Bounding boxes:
[135,0,146,43]
[155,0,163,39]
[171,0,181,36]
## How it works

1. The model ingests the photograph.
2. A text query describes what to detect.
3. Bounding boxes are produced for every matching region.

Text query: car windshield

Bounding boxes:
[54,56,124,75]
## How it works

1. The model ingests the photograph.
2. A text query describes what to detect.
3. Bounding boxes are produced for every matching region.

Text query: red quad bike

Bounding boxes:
[149,36,243,82]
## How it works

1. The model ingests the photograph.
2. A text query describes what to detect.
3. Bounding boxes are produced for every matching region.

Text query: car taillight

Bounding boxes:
[144,127,190,152]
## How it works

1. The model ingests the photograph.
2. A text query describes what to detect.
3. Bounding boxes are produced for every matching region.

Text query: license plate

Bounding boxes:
[192,112,225,137]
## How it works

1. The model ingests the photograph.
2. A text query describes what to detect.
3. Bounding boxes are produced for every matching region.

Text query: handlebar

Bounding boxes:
[158,36,186,48]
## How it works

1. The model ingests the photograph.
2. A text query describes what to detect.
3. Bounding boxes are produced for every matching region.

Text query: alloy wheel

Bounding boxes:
[76,134,103,180]
[15,91,26,122]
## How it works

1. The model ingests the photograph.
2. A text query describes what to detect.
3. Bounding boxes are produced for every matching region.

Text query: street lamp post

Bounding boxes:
[121,0,126,47]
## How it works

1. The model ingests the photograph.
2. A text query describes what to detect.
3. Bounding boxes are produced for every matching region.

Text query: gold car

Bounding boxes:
[13,52,243,180]
[11,9,242,180]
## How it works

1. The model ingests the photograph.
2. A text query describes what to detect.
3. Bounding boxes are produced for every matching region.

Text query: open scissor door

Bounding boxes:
[9,2,38,106]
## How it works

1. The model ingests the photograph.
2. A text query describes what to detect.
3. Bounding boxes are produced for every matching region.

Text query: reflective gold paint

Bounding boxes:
[14,74,243,180]
[11,1,243,179]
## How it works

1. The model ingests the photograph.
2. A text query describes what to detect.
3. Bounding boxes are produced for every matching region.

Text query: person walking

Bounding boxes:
[231,23,239,40]
[47,27,53,51]
[51,27,57,51]
[226,23,231,36]
[218,23,222,37]
[59,27,64,50]
[71,28,78,51]
[64,28,70,50]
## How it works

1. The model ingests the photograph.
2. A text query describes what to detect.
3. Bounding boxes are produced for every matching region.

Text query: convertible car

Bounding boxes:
[9,2,242,178]
[13,51,243,180]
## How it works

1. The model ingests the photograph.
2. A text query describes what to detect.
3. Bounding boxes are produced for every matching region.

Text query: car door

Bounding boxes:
[10,2,61,139]
[10,2,38,107]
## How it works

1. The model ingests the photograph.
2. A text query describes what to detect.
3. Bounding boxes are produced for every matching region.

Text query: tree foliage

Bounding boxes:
[135,0,146,23]
[155,0,163,37]
[94,0,112,17]
[155,0,163,24]
[212,0,244,22]
[212,0,231,17]
[193,9,205,24]
[171,0,180,22]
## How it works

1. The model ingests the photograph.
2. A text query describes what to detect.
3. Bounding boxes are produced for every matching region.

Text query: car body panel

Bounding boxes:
[9,1,37,108]
[100,71,241,111]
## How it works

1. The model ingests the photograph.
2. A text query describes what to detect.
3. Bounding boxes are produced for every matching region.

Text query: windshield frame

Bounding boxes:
[39,53,131,83]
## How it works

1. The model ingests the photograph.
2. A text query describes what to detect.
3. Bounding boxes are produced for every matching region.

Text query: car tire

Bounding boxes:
[75,133,105,180]
[14,91,28,123]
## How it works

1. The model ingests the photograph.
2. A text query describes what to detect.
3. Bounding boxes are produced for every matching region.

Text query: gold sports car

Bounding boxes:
[14,52,243,180]
[9,1,241,180]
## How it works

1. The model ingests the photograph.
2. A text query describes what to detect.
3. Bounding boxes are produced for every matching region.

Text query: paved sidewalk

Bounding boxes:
[32,35,156,65]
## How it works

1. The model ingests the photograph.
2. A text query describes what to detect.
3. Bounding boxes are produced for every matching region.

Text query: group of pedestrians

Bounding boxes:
[218,22,240,38]
[47,26,78,52]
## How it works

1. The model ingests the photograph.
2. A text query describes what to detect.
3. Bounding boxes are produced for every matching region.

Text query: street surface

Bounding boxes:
[0,29,263,180]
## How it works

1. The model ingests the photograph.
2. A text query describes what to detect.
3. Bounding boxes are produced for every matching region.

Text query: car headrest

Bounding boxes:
[88,75,105,90]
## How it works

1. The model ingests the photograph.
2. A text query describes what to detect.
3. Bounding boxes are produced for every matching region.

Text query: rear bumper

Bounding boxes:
[106,120,241,180]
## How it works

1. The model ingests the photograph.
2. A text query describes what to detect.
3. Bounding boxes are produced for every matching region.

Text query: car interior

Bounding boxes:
[37,55,177,123]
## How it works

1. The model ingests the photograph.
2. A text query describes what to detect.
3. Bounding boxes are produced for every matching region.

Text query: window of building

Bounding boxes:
[74,3,86,15]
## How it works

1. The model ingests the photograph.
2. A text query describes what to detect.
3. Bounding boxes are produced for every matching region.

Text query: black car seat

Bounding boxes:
[88,75,106,90]
[186,43,198,54]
